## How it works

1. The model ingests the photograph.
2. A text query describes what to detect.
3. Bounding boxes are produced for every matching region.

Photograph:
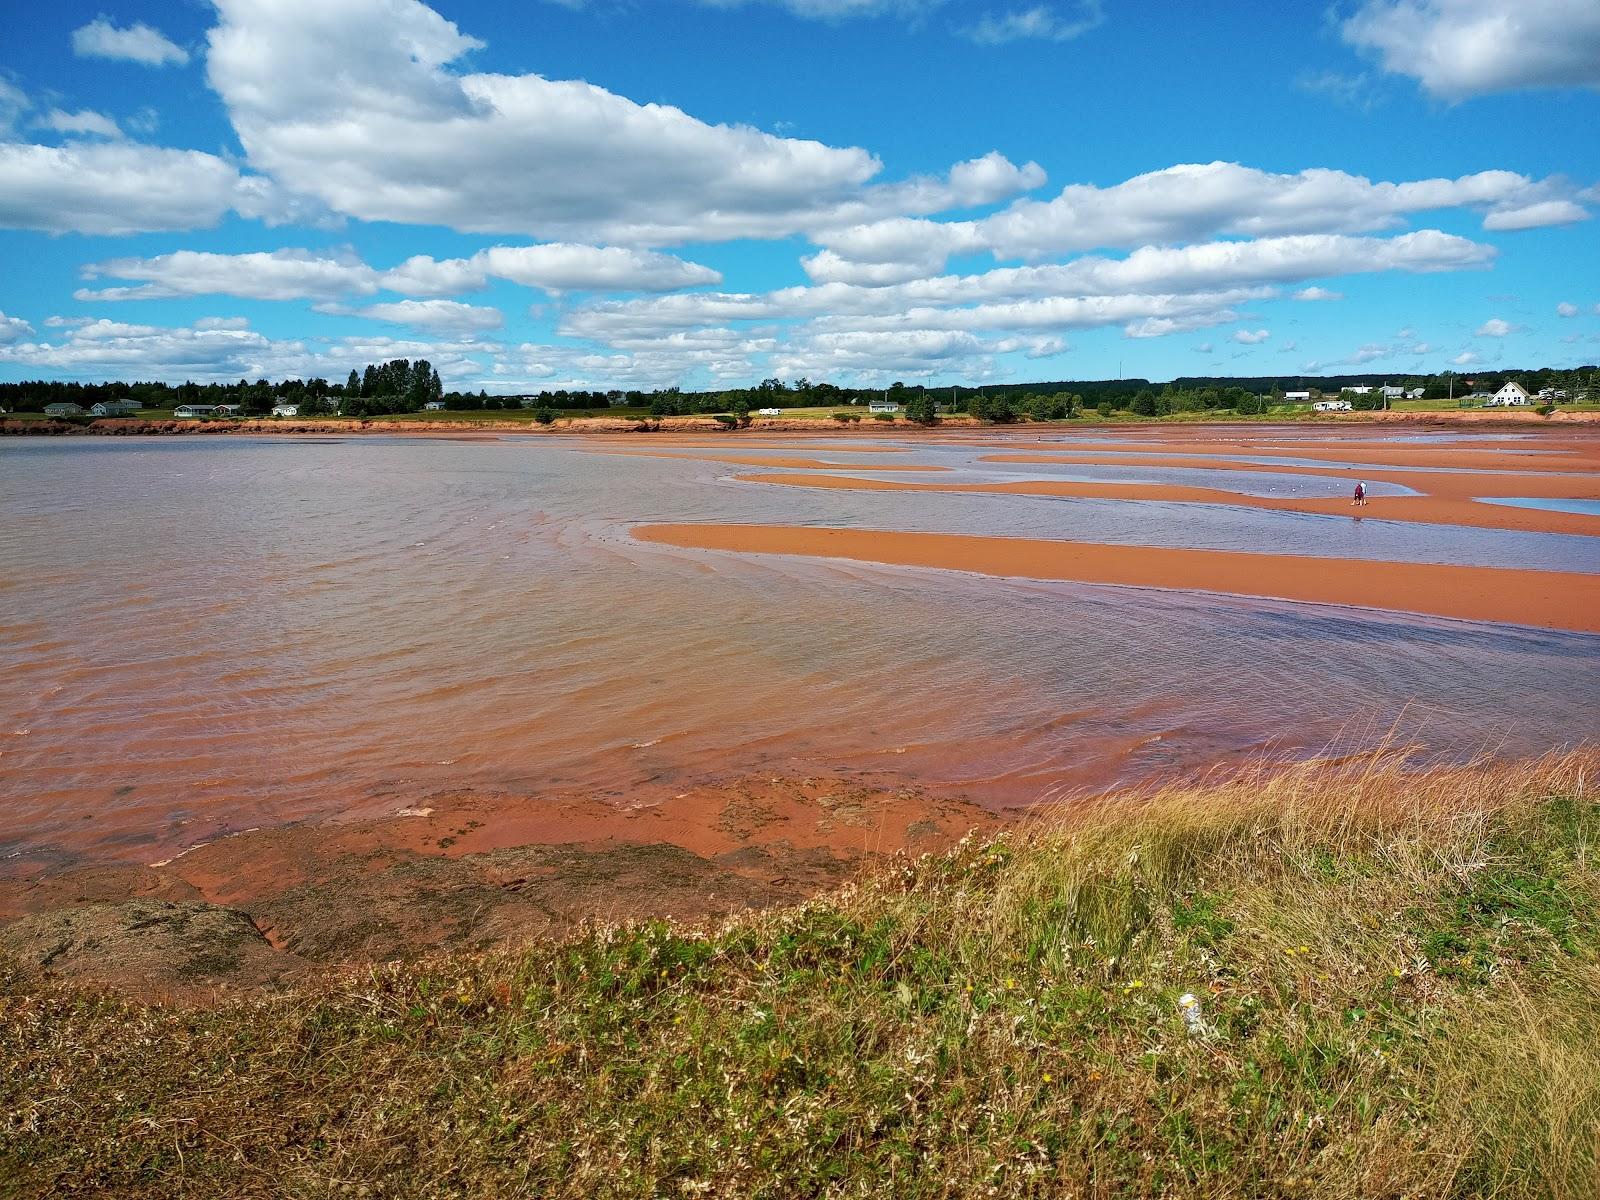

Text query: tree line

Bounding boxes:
[2,364,1594,418]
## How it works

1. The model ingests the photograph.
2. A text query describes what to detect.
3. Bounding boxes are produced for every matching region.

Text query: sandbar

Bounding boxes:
[634,522,1600,633]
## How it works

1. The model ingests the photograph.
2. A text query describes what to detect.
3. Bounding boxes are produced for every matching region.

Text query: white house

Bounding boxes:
[1486,382,1531,407]
[215,403,244,416]
[868,399,902,414]
[756,407,783,417]
[423,400,447,410]
[1284,390,1312,402]
[89,400,136,416]
[1343,385,1373,395]
[44,402,85,417]
[1405,388,1425,400]
[1313,399,1353,412]
[272,403,301,417]
[1381,385,1405,400]
[174,404,218,418]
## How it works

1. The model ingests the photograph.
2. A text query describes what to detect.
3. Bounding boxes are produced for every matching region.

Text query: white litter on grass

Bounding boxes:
[1179,992,1215,1038]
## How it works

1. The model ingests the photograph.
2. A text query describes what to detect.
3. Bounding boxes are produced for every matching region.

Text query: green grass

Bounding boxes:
[3,752,1597,1198]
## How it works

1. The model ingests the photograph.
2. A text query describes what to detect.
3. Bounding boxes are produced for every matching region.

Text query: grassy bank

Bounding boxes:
[4,753,1597,1198]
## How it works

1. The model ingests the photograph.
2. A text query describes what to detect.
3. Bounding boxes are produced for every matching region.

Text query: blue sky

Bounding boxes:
[1,0,1597,391]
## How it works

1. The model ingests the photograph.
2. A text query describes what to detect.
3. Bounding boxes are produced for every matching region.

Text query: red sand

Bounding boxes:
[634,523,1600,634]
[0,774,998,929]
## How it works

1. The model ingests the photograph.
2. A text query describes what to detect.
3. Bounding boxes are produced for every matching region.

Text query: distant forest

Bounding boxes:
[1,359,1595,418]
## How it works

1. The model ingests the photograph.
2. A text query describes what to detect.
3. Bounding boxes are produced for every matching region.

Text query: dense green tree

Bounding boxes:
[905,391,937,424]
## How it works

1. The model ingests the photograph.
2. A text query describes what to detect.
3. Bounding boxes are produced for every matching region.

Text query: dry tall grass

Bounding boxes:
[3,750,1596,1198]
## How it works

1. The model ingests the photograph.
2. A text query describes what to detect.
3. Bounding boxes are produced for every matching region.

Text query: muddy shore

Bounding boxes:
[0,773,998,998]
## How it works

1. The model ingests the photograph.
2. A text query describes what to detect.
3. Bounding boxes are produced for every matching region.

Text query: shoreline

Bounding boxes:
[0,771,1000,996]
[4,409,1599,438]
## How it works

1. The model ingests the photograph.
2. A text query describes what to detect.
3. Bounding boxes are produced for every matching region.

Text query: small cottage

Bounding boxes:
[44,402,85,417]
[1486,382,1531,407]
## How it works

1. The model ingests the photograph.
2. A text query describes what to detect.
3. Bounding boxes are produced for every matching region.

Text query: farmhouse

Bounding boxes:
[1485,382,1531,408]
[43,402,85,417]
[868,400,902,414]
[89,400,136,416]
[174,404,219,418]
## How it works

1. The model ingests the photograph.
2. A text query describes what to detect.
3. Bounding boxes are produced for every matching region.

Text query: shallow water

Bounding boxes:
[2,432,1596,871]
[1480,496,1600,517]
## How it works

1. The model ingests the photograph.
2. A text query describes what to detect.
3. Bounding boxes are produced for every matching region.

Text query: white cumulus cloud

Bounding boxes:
[1294,286,1344,301]
[0,142,245,235]
[1342,0,1600,99]
[1476,317,1515,336]
[812,161,1581,274]
[1481,200,1590,230]
[1231,329,1271,344]
[78,249,381,302]
[1556,301,1579,317]
[201,0,1038,244]
[0,310,35,344]
[76,243,725,303]
[36,109,122,139]
[71,18,190,67]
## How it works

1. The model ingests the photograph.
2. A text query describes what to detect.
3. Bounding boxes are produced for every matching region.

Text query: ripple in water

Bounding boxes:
[1,434,1595,869]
